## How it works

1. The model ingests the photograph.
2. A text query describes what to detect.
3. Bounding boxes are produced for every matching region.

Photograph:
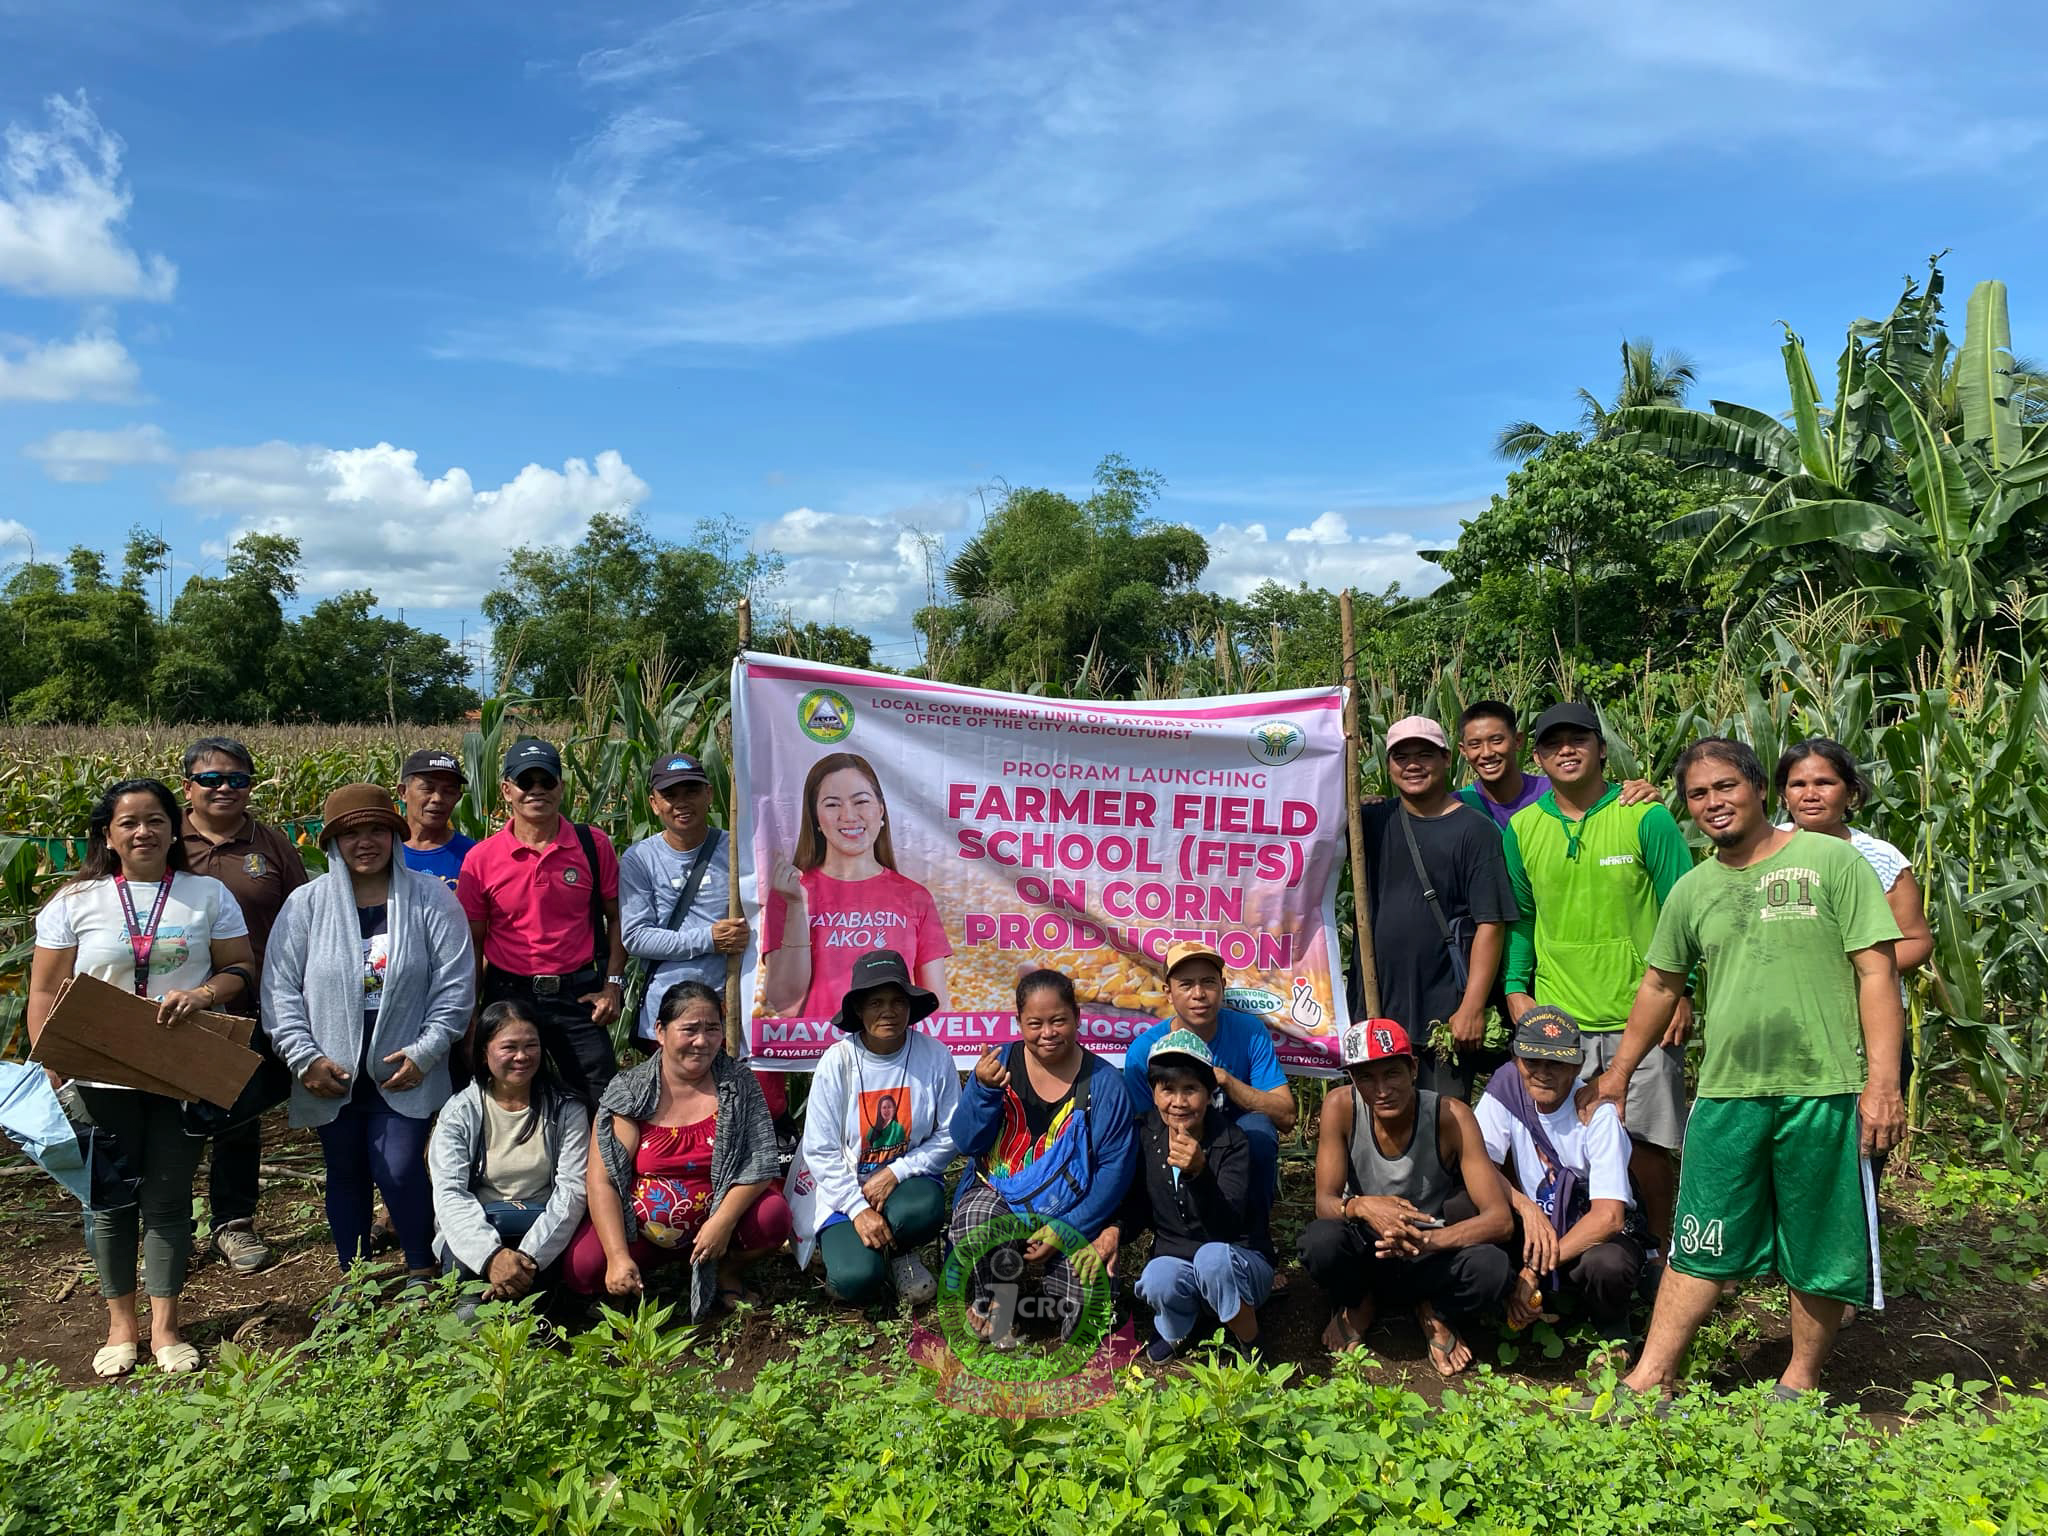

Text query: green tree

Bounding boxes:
[274,592,475,722]
[765,618,873,670]
[1496,337,1700,463]
[919,455,1209,694]
[482,513,783,702]
[1429,435,1689,655]
[151,533,301,719]
[0,553,157,723]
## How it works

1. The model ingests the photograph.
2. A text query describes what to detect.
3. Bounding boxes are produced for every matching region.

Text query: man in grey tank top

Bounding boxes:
[1297,1019,1515,1376]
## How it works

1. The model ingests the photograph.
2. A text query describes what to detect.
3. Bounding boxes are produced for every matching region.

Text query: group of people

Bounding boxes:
[21,702,1926,1404]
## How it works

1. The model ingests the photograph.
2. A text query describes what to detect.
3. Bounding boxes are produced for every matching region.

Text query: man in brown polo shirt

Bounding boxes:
[180,735,309,1273]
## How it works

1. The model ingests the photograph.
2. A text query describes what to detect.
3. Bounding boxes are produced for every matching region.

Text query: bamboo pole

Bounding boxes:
[725,597,751,1050]
[1341,589,1382,1018]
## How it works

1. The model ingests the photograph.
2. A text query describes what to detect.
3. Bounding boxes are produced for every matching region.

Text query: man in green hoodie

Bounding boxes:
[1501,702,1694,1252]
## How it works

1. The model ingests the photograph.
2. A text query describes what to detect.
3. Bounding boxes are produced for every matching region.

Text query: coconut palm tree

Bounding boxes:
[1494,338,1700,461]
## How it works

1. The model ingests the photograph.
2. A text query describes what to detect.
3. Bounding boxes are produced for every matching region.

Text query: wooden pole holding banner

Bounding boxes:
[725,597,751,1051]
[1341,589,1382,1018]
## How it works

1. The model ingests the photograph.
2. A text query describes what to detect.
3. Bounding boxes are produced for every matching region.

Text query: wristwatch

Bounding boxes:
[605,974,627,988]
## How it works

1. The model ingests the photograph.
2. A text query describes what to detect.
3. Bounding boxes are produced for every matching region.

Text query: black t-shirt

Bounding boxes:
[352,902,389,1093]
[1012,1059,1078,1144]
[1357,800,1519,1033]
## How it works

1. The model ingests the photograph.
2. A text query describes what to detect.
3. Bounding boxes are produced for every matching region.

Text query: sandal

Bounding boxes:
[92,1342,137,1378]
[154,1341,201,1374]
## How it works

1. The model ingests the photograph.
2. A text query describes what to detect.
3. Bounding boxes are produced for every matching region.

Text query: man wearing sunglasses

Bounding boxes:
[457,738,627,1109]
[180,735,309,1274]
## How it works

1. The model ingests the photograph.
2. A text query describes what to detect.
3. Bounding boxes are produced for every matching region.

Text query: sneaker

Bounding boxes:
[211,1220,271,1274]
[890,1253,937,1306]
[1145,1334,1181,1365]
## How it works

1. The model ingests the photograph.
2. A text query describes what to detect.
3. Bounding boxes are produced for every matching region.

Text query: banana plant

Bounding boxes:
[1616,266,2048,669]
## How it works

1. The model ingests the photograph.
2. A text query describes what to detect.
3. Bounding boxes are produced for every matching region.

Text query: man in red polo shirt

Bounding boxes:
[458,738,626,1107]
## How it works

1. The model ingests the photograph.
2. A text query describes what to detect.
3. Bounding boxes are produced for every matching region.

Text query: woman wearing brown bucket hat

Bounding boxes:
[264,784,476,1280]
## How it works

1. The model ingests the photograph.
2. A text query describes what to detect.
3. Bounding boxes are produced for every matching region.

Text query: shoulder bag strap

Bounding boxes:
[573,822,605,973]
[1396,807,1456,947]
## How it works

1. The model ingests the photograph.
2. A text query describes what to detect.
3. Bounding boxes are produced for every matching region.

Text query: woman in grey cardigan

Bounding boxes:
[429,999,587,1311]
[564,981,791,1319]
[263,784,474,1276]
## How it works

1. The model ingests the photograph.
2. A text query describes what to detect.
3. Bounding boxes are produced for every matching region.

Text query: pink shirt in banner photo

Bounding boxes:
[762,868,953,1019]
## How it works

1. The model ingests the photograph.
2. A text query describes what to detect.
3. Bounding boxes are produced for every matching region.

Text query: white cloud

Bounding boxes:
[1196,503,1479,602]
[169,442,649,607]
[0,329,140,402]
[24,421,174,481]
[753,499,962,638]
[0,92,175,302]
[0,517,34,564]
[440,0,2041,364]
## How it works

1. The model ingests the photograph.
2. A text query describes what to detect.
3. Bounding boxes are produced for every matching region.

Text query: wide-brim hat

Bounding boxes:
[318,783,409,844]
[830,948,939,1031]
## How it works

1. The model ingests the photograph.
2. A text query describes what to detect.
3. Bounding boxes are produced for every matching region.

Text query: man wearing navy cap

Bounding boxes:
[399,748,474,891]
[619,753,751,1049]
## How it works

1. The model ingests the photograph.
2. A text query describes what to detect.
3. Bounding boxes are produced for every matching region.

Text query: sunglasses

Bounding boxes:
[189,771,254,790]
[513,772,560,792]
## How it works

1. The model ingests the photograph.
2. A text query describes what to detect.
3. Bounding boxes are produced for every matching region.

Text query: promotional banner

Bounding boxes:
[732,653,1352,1075]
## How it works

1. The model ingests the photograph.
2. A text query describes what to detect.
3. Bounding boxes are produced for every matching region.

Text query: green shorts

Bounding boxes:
[1670,1095,1882,1309]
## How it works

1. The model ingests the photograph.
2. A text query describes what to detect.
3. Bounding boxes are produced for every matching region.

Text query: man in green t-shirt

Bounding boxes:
[1585,737,1904,1400]
[1502,701,1694,1252]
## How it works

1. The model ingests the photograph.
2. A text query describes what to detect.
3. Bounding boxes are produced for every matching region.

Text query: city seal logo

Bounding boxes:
[1248,719,1306,766]
[562,867,580,885]
[798,688,855,745]
[243,853,268,877]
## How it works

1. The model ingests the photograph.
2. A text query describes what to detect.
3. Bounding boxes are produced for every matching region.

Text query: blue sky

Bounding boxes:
[2,0,2044,676]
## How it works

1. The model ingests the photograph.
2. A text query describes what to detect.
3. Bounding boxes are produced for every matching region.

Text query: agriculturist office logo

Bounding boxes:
[797,688,854,744]
[1247,719,1306,766]
[912,1211,1128,1416]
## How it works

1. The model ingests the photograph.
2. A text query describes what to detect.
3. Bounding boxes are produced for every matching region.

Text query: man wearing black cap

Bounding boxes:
[457,738,626,1107]
[619,753,749,1048]
[1477,1005,1645,1333]
[398,748,474,892]
[1498,701,1693,1252]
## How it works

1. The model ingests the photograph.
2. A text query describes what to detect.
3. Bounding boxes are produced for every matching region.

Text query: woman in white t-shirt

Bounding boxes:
[27,778,255,1379]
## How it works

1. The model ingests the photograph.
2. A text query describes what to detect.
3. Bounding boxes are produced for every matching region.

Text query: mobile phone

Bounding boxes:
[1411,1217,1446,1229]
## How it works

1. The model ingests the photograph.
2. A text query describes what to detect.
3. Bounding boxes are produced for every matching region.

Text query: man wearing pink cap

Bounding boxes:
[1354,715,1520,1101]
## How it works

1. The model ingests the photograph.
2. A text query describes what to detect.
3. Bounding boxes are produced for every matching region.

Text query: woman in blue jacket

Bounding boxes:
[946,969,1136,1344]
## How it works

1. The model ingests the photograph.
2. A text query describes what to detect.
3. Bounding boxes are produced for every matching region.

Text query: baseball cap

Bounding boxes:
[501,738,562,781]
[1163,939,1225,981]
[1341,1018,1415,1066]
[650,753,710,792]
[1385,716,1449,753]
[401,748,466,784]
[1146,1027,1218,1092]
[1511,1004,1585,1063]
[1530,701,1601,745]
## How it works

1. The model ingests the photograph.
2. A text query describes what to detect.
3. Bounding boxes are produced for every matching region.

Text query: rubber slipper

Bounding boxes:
[1423,1327,1470,1379]
[155,1341,201,1374]
[92,1343,137,1378]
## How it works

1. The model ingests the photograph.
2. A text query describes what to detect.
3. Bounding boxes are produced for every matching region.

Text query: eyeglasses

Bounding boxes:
[189,771,254,790]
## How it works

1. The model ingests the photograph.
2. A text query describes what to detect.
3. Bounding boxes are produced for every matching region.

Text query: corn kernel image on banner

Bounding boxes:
[732,653,1352,1074]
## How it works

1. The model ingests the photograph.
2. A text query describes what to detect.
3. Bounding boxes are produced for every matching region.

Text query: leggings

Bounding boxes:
[75,1087,205,1299]
[816,1175,946,1303]
[315,1088,436,1270]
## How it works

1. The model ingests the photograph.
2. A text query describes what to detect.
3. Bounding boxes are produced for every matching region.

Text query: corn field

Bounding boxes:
[3,638,2043,1150]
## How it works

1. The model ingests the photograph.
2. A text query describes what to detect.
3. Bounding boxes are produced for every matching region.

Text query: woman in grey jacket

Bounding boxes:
[429,1000,588,1309]
[263,784,474,1276]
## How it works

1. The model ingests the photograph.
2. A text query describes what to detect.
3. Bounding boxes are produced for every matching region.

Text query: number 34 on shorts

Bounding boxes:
[1678,1216,1725,1257]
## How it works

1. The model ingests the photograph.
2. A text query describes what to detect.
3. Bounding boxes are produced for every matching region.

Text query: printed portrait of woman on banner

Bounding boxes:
[761,753,952,1019]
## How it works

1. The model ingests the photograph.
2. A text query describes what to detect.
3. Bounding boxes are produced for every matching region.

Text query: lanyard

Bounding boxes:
[113,871,175,997]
